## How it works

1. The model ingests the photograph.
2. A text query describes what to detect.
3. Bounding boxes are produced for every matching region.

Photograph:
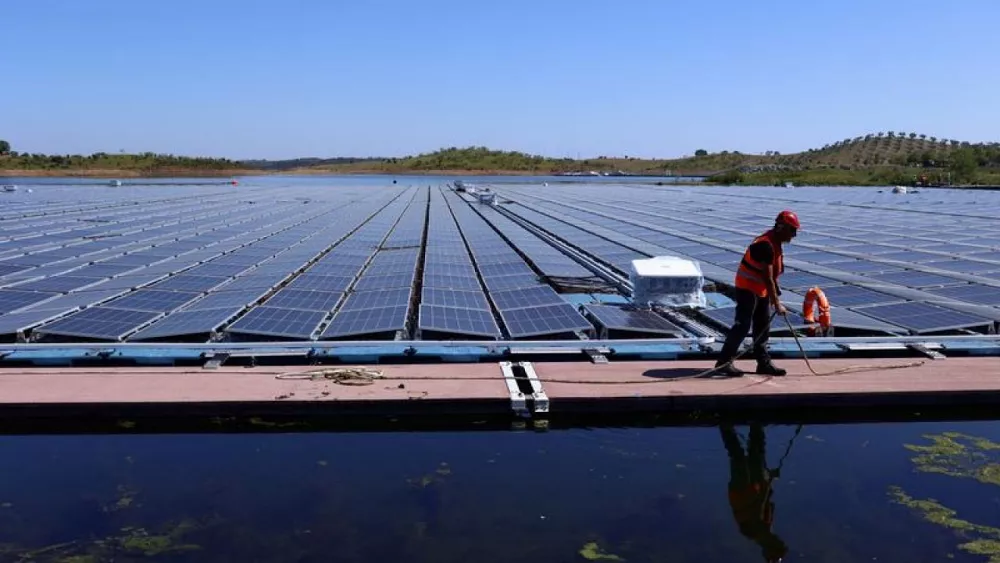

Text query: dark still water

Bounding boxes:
[2,420,1000,563]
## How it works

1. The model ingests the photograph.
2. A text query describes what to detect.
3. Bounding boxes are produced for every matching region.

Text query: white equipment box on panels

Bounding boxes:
[630,256,707,308]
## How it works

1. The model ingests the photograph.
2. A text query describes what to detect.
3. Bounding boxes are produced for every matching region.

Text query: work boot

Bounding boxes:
[711,361,744,378]
[756,358,787,376]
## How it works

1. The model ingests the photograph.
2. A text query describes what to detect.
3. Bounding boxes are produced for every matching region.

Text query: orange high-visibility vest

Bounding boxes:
[734,231,783,298]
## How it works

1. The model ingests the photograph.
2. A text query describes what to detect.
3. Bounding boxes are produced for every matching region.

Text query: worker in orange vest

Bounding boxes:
[721,422,789,563]
[713,210,800,377]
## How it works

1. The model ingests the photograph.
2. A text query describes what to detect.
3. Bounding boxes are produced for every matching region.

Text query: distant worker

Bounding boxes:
[712,210,800,377]
[720,422,789,563]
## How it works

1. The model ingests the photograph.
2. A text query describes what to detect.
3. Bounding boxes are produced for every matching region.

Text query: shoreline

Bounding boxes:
[0,168,266,179]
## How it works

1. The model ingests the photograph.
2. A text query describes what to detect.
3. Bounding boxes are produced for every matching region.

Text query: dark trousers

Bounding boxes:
[718,288,772,364]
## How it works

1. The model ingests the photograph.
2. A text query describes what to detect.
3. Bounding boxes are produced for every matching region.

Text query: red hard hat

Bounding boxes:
[776,210,800,229]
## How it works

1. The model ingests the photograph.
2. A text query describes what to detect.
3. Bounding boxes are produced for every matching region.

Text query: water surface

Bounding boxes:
[2,420,999,562]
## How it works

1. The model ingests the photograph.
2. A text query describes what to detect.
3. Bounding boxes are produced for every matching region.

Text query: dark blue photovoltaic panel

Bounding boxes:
[0,308,71,333]
[867,270,965,288]
[775,271,841,290]
[490,285,565,310]
[353,273,414,291]
[420,288,490,310]
[418,305,500,337]
[339,288,411,311]
[423,263,478,278]
[499,303,593,338]
[149,274,229,292]
[582,304,685,336]
[14,289,126,314]
[852,301,994,333]
[104,289,201,313]
[814,285,905,308]
[320,306,408,338]
[183,289,266,311]
[34,307,161,340]
[478,262,535,277]
[0,289,59,313]
[262,289,343,312]
[925,284,1000,307]
[482,274,544,292]
[9,275,106,293]
[828,261,903,275]
[226,306,326,338]
[128,307,238,340]
[422,274,481,291]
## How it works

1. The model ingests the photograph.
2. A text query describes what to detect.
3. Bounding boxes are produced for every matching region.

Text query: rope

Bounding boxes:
[779,314,926,376]
[275,366,385,386]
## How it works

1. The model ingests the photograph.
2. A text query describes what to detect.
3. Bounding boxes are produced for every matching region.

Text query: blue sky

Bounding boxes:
[3,0,998,160]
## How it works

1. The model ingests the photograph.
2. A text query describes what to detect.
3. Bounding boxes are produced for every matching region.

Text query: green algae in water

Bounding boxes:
[905,432,1000,486]
[891,432,1000,563]
[579,541,624,561]
[3,517,209,561]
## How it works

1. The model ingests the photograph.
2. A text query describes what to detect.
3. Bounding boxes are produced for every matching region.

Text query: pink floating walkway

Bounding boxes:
[0,357,998,419]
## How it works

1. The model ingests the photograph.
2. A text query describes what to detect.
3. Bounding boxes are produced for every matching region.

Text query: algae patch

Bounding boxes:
[891,432,1000,563]
[579,541,624,561]
[905,432,1000,486]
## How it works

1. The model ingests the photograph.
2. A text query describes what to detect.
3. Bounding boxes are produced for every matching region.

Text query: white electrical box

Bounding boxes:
[630,256,707,308]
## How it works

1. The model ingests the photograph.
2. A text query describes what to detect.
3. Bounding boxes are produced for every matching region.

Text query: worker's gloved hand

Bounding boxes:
[774,302,788,316]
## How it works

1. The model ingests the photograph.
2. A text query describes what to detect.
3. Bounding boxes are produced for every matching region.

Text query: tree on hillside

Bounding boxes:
[950,147,978,182]
[930,137,937,143]
[919,134,927,141]
[909,132,917,139]
[876,132,884,138]
[0,140,9,154]
[694,149,707,156]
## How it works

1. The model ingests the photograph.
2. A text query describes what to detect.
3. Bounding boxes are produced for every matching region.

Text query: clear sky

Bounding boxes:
[2,0,998,160]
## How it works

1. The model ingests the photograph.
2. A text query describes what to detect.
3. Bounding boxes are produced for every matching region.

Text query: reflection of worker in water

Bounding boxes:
[721,423,789,563]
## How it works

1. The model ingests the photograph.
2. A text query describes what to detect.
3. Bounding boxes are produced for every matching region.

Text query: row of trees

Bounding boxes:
[0,140,246,171]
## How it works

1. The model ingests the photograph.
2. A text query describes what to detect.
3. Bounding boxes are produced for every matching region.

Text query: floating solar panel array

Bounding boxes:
[493,184,1000,335]
[4,180,1000,343]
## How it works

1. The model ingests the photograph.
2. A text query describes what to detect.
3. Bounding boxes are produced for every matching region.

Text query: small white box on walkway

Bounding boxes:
[630,256,707,308]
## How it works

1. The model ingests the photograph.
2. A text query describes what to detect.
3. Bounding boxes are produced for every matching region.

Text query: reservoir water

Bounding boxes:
[2,418,1000,562]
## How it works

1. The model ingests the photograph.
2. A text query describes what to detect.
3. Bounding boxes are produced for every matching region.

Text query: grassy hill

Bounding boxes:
[286,132,1000,186]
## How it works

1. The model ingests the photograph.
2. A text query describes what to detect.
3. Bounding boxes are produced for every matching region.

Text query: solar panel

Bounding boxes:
[129,307,238,341]
[0,289,59,313]
[353,272,414,291]
[0,309,71,335]
[422,274,482,291]
[9,275,106,293]
[582,304,685,336]
[867,270,965,288]
[482,274,544,292]
[500,303,593,338]
[418,305,501,337]
[104,289,201,312]
[420,287,491,310]
[183,289,266,311]
[16,289,128,314]
[490,285,565,310]
[263,289,343,312]
[149,274,230,292]
[225,306,326,339]
[852,301,995,333]
[776,271,841,290]
[339,288,412,311]
[80,273,167,292]
[925,284,1000,307]
[924,260,1000,274]
[423,263,478,277]
[478,262,535,277]
[320,305,408,338]
[34,307,161,340]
